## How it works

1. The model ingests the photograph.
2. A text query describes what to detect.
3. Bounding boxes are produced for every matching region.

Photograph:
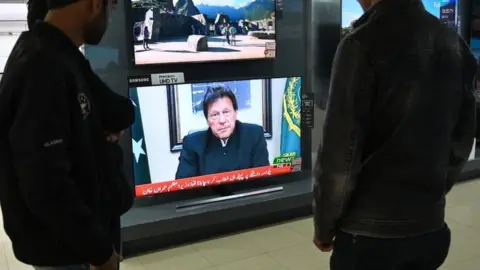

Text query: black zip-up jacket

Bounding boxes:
[0,22,134,266]
[314,0,477,242]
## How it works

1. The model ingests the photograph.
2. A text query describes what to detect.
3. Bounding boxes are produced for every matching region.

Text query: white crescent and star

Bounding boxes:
[132,138,146,163]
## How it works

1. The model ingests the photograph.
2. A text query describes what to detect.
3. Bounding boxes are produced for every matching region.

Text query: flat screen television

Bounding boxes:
[341,0,459,34]
[471,0,480,59]
[130,76,303,197]
[129,0,277,66]
[470,0,480,89]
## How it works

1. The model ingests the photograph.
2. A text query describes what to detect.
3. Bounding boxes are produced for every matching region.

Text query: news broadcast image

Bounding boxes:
[130,77,302,196]
[130,0,276,65]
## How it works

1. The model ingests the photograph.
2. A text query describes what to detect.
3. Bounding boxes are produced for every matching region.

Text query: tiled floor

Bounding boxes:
[1,179,480,270]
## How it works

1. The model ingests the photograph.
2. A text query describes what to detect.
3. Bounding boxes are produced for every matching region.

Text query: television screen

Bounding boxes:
[130,76,303,197]
[130,0,277,66]
[471,0,480,59]
[341,0,458,34]
[471,0,480,88]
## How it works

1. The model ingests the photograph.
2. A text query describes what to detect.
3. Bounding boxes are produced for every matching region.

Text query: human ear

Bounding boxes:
[86,0,104,18]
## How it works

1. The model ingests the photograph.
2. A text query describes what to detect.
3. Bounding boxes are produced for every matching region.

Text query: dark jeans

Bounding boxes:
[112,217,122,269]
[33,266,87,270]
[34,218,122,270]
[331,225,451,270]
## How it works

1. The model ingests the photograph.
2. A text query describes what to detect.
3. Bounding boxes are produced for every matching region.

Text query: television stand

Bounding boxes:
[176,186,284,209]
[212,185,235,196]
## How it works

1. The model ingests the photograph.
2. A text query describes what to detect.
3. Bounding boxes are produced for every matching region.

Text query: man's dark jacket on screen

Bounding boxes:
[313,0,477,243]
[0,22,134,266]
[175,121,270,180]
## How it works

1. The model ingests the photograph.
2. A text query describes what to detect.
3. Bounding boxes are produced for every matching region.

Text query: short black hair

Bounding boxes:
[202,85,238,118]
[27,0,48,29]
[27,0,109,30]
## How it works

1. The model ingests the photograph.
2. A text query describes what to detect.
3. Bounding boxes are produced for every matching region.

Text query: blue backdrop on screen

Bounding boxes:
[191,80,252,114]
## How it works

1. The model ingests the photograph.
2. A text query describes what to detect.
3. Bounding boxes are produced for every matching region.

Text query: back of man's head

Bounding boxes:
[27,0,81,29]
[27,0,48,29]
[26,0,113,46]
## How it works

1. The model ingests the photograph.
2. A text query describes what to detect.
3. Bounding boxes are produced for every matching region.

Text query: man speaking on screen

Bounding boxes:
[175,86,270,179]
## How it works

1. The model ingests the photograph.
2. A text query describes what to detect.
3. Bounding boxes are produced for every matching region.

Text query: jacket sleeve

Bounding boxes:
[446,58,477,193]
[175,135,199,179]
[9,71,113,266]
[313,37,375,243]
[92,75,135,133]
[251,126,270,167]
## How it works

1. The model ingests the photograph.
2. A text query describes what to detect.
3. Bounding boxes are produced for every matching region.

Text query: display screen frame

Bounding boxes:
[125,0,278,67]
[471,0,480,59]
[470,0,480,90]
[127,75,310,198]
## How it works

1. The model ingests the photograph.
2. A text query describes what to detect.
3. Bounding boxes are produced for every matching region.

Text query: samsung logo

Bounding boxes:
[129,77,150,83]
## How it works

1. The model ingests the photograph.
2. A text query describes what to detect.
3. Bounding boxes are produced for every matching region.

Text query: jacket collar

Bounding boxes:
[353,0,424,28]
[31,21,90,69]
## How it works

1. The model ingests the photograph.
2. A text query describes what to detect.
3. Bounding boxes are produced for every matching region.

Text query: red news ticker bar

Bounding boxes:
[135,165,292,197]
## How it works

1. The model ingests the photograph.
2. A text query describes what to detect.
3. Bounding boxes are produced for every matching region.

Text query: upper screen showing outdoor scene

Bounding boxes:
[131,0,277,66]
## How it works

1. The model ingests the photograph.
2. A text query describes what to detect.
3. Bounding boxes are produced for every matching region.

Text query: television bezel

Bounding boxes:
[124,0,279,68]
[127,74,311,198]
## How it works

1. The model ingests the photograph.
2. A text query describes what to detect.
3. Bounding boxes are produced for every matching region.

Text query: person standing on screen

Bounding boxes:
[312,0,476,268]
[0,0,135,269]
[143,26,150,50]
[229,25,237,46]
[175,86,270,179]
[224,24,231,45]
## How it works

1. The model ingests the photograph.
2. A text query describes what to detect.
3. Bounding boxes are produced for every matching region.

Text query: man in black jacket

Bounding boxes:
[0,0,133,269]
[313,0,477,268]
